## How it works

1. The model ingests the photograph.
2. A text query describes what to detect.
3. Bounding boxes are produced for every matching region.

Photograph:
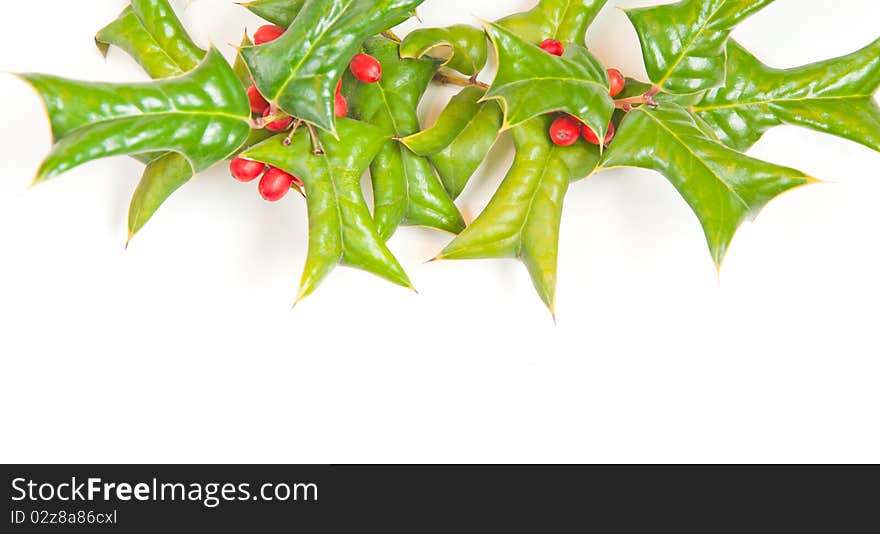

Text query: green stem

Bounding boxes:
[433,68,489,89]
[614,86,661,111]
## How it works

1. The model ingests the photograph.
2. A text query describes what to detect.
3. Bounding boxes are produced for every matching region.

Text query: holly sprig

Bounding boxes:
[14,0,880,315]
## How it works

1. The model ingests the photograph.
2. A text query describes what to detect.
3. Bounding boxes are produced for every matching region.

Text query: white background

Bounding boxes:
[1,0,878,463]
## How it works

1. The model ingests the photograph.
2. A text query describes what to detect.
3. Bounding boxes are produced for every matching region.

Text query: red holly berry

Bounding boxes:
[539,39,564,56]
[583,121,616,146]
[229,157,266,183]
[607,68,626,98]
[335,92,348,118]
[549,115,582,147]
[350,54,382,83]
[247,85,269,115]
[262,107,293,132]
[254,25,285,45]
[259,167,296,202]
[336,79,343,94]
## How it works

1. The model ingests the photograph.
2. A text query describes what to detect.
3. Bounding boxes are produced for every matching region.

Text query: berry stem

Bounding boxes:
[614,86,662,111]
[306,123,325,155]
[283,119,303,147]
[433,68,489,89]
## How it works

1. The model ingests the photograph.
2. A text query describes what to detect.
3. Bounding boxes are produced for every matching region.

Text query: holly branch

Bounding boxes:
[12,0,880,315]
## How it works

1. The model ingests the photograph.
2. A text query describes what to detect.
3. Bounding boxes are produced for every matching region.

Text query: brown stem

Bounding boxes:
[306,123,324,155]
[283,119,303,147]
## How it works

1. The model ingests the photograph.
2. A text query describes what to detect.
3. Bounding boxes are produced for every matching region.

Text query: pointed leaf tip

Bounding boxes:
[604,103,816,271]
[695,38,880,152]
[626,0,775,94]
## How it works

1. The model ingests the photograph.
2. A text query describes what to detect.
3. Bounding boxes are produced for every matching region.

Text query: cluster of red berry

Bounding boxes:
[538,39,626,148]
[230,25,384,202]
[230,158,303,201]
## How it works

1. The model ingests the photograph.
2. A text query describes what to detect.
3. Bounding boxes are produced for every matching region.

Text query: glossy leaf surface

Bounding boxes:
[484,22,614,140]
[128,152,193,240]
[497,0,608,46]
[242,119,413,300]
[241,0,424,134]
[399,24,488,77]
[403,86,503,199]
[347,36,464,240]
[437,116,599,313]
[21,48,251,183]
[95,1,217,241]
[95,0,204,79]
[625,0,774,94]
[694,38,880,152]
[233,34,255,89]
[602,103,815,266]
[241,0,306,27]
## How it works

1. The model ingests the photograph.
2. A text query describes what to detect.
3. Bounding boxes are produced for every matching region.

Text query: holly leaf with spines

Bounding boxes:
[95,0,212,240]
[625,0,774,95]
[491,0,605,181]
[95,0,205,79]
[601,103,816,267]
[241,0,424,135]
[12,0,880,315]
[435,116,599,314]
[240,0,307,27]
[345,36,464,240]
[484,22,614,141]
[20,48,250,185]
[97,9,276,240]
[241,119,413,301]
[403,86,503,200]
[399,25,489,77]
[426,0,605,313]
[497,0,608,46]
[693,38,880,153]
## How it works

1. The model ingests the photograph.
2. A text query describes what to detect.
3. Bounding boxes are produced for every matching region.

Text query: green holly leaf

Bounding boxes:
[402,86,503,199]
[95,0,220,242]
[602,103,816,267]
[625,0,774,94]
[241,0,424,135]
[233,33,256,89]
[128,129,276,242]
[127,153,193,239]
[241,119,414,300]
[240,0,306,27]
[693,38,880,153]
[497,0,608,46]
[95,0,204,79]
[399,24,489,77]
[484,22,614,141]
[435,115,599,314]
[344,36,463,240]
[490,0,606,182]
[20,48,251,184]
[430,6,608,314]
